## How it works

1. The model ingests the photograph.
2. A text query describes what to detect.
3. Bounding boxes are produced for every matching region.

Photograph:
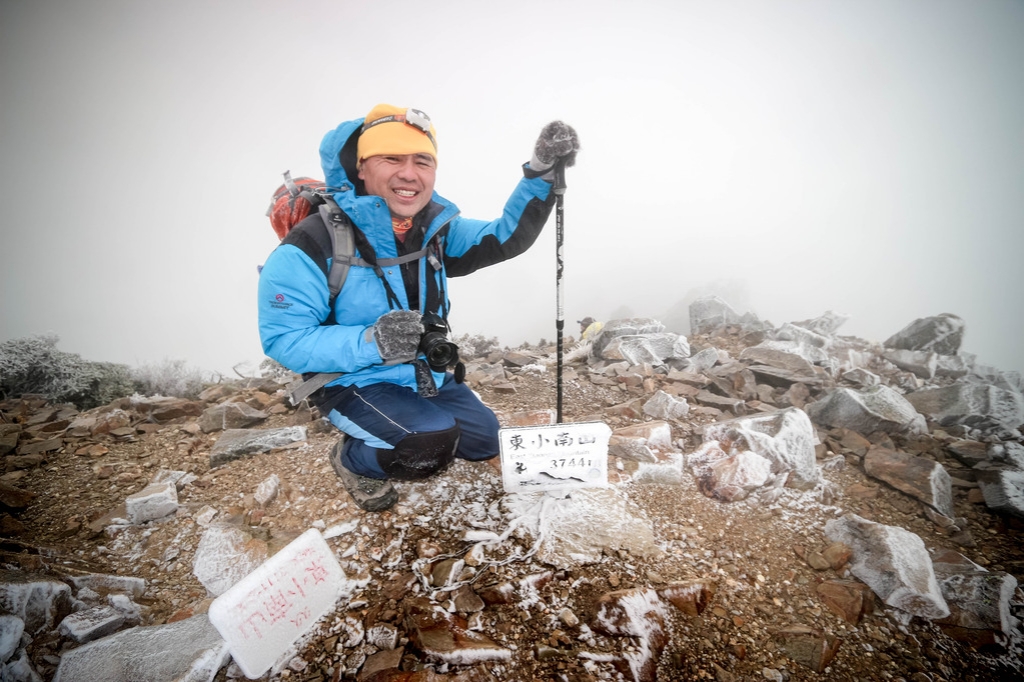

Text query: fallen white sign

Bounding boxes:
[499,421,611,493]
[208,528,349,679]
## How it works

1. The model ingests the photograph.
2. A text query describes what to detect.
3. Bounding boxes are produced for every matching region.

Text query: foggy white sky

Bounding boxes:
[2,0,1022,377]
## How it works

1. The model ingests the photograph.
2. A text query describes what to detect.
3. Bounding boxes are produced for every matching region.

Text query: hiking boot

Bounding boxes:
[329,438,398,512]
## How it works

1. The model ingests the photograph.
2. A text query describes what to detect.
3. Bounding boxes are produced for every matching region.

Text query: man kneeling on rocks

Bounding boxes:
[258,104,578,511]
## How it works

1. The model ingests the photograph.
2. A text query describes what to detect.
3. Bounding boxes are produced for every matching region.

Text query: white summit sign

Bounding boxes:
[498,421,611,493]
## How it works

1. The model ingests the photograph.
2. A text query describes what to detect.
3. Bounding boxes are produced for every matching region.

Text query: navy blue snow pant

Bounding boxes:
[324,373,499,480]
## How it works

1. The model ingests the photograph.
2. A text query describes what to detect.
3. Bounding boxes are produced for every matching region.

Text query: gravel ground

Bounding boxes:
[7,351,1024,682]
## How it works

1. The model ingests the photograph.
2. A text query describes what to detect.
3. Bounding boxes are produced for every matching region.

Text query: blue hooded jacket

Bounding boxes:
[258,116,555,393]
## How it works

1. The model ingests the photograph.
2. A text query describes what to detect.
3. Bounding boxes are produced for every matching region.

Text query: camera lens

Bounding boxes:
[421,333,458,371]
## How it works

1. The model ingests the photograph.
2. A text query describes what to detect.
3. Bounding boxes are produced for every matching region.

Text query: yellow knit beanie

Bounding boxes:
[357,104,438,165]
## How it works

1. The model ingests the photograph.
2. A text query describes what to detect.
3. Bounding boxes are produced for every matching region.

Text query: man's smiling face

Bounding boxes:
[358,153,437,219]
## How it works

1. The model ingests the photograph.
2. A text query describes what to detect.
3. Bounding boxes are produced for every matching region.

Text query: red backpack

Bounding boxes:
[266,171,327,240]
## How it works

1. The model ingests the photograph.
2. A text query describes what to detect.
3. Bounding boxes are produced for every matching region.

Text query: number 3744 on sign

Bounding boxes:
[497,421,611,493]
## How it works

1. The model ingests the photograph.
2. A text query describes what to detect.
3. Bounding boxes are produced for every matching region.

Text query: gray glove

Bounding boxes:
[372,310,423,364]
[529,121,580,177]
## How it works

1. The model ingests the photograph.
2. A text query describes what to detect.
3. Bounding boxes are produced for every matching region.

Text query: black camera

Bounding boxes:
[419,313,459,372]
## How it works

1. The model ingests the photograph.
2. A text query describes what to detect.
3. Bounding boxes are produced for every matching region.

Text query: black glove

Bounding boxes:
[529,121,580,178]
[372,310,423,364]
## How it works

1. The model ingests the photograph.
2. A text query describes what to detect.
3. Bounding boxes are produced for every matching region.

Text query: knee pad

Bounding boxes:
[376,424,460,481]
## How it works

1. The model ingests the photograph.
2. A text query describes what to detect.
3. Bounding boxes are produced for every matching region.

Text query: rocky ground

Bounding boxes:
[1,315,1023,682]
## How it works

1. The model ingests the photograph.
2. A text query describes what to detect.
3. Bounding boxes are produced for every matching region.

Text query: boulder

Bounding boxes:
[125,480,179,524]
[52,614,229,682]
[702,407,820,489]
[884,313,965,355]
[689,296,741,335]
[806,385,926,436]
[209,426,307,467]
[404,597,510,665]
[815,580,874,625]
[198,402,268,434]
[739,346,816,375]
[591,587,669,682]
[882,349,938,380]
[688,443,772,502]
[0,571,73,634]
[931,549,1018,635]
[790,310,850,337]
[974,468,1024,519]
[601,333,689,366]
[686,348,720,374]
[0,615,24,664]
[772,624,841,673]
[642,391,689,420]
[905,383,1024,431]
[501,487,662,568]
[592,318,665,357]
[840,368,879,388]
[824,514,948,619]
[863,446,954,517]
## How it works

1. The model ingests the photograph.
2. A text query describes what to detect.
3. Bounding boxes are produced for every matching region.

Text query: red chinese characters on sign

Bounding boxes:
[234,550,331,641]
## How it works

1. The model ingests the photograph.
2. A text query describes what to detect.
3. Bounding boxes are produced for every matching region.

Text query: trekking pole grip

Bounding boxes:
[553,158,567,195]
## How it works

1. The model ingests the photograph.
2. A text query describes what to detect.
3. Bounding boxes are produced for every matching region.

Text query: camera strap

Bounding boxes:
[411,359,439,397]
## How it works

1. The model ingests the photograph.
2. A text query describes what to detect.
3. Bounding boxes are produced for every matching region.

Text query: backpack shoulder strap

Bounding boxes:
[318,198,356,309]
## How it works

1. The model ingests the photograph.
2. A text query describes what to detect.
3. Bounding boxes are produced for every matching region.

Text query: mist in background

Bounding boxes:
[2,0,1022,377]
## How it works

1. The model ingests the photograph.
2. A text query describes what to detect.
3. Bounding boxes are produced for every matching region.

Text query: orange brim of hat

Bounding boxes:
[358,119,437,165]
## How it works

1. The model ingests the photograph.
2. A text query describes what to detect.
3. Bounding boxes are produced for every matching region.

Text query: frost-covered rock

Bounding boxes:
[0,571,72,634]
[209,426,307,467]
[611,422,673,453]
[192,525,268,597]
[790,310,850,337]
[125,480,178,524]
[403,596,510,665]
[591,588,669,682]
[592,318,665,357]
[1,649,41,682]
[863,446,954,517]
[601,333,689,366]
[686,347,720,374]
[884,313,965,355]
[702,407,820,489]
[58,605,125,643]
[0,615,24,663]
[688,443,772,502]
[502,488,662,568]
[623,452,685,485]
[642,391,689,420]
[68,574,146,600]
[806,385,926,436]
[253,474,281,507]
[840,368,880,388]
[52,614,229,682]
[905,383,1024,431]
[739,346,816,375]
[198,401,267,433]
[931,549,1018,635]
[990,441,1024,470]
[935,354,973,379]
[974,468,1024,519]
[882,349,938,380]
[824,514,949,619]
[689,296,741,335]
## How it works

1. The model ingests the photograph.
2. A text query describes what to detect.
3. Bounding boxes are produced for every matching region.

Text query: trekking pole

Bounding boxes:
[553,159,567,424]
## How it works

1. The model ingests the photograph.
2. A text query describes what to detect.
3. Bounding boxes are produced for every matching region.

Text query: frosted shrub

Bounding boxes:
[132,358,207,399]
[259,357,298,383]
[67,361,136,409]
[451,333,500,359]
[0,334,134,408]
